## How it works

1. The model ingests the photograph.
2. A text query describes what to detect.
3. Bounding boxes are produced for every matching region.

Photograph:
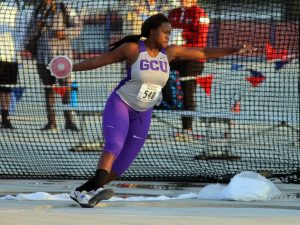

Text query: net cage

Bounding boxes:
[0,0,299,183]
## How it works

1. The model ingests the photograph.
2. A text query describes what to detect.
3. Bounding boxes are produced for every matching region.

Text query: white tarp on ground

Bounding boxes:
[198,171,281,201]
[0,171,281,202]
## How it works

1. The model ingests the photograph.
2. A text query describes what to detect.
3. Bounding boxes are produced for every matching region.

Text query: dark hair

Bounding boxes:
[60,2,71,27]
[109,13,170,51]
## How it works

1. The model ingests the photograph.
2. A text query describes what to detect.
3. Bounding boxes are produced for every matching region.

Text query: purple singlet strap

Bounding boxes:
[139,41,147,52]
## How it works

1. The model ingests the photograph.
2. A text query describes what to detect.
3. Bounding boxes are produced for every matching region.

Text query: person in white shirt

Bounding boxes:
[0,0,26,128]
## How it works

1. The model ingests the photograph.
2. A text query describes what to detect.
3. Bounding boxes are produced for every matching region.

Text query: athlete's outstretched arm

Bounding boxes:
[72,44,128,72]
[167,43,256,62]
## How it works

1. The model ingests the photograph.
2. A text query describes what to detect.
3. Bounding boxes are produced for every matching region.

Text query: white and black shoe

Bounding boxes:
[88,188,114,207]
[69,190,92,208]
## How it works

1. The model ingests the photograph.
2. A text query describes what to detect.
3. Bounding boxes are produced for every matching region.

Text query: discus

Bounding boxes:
[49,55,73,79]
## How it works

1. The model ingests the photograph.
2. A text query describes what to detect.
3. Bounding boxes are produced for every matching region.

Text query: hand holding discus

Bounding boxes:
[49,55,73,79]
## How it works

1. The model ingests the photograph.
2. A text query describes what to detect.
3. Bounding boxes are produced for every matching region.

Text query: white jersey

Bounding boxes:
[0,1,17,62]
[0,1,33,62]
[116,41,170,111]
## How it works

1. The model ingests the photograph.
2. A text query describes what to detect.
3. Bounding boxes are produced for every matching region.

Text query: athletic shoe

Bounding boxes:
[69,189,92,208]
[65,122,79,132]
[88,188,114,207]
[1,119,13,129]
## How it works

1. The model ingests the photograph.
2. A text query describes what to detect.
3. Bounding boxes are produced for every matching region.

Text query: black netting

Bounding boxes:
[0,0,299,183]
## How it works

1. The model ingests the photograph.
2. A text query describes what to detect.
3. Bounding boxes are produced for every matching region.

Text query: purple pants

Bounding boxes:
[102,92,152,176]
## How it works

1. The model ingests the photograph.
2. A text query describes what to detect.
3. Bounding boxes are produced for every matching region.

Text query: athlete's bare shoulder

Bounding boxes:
[119,42,140,65]
[120,42,139,54]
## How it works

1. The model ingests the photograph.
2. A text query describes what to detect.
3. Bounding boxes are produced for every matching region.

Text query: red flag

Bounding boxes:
[195,74,214,96]
[52,86,68,97]
[265,43,288,62]
[245,76,266,87]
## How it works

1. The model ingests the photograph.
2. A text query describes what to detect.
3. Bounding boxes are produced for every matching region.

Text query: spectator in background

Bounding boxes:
[168,0,210,140]
[0,0,27,128]
[26,0,82,131]
[122,0,176,35]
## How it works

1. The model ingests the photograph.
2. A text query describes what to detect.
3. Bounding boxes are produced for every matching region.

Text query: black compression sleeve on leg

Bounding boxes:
[75,176,96,192]
[94,169,109,190]
[2,109,9,121]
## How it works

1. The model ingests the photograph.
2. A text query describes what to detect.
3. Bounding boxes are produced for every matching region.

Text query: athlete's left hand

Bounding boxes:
[238,43,257,54]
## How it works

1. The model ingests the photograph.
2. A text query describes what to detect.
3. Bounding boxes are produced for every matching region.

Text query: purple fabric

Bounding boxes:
[102,92,152,176]
[114,66,131,91]
[139,40,147,52]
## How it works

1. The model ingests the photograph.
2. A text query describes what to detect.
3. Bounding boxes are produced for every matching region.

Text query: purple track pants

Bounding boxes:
[102,92,152,176]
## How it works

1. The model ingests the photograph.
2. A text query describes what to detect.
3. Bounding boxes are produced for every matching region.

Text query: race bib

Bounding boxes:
[137,83,161,102]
